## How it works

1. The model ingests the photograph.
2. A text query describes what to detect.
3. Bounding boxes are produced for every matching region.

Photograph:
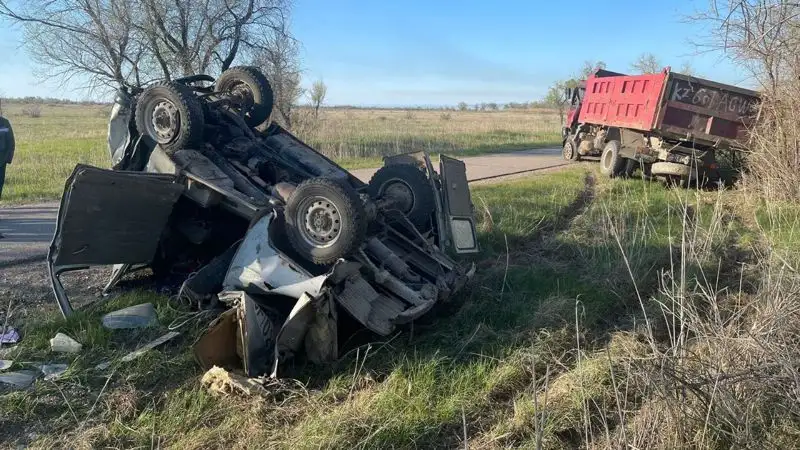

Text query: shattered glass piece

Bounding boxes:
[39,363,69,380]
[50,333,82,353]
[120,331,180,362]
[0,370,38,388]
[102,303,158,329]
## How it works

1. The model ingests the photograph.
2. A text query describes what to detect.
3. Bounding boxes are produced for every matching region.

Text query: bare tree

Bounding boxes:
[679,60,698,76]
[253,31,303,129]
[631,52,661,74]
[457,102,468,111]
[309,79,327,118]
[580,60,607,78]
[0,0,291,90]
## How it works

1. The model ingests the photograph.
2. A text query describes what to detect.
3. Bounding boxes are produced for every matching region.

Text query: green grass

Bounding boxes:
[0,167,749,449]
[5,165,792,448]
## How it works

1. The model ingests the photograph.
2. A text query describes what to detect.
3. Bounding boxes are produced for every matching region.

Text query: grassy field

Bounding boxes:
[0,102,561,204]
[3,166,797,448]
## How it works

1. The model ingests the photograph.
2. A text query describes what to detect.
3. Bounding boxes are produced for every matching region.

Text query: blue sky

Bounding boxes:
[0,0,750,106]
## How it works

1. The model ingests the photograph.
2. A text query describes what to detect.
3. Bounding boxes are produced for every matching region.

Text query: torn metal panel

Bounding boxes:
[224,213,313,294]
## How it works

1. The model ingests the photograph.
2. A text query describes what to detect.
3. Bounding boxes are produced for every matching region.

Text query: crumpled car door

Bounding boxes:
[48,164,184,317]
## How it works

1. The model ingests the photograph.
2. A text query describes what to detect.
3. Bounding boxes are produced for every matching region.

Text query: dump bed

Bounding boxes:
[578,69,759,148]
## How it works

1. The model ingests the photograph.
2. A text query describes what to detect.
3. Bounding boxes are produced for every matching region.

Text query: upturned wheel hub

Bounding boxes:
[299,197,341,247]
[151,100,179,143]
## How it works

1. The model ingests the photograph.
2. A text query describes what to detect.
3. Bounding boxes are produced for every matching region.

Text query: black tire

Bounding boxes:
[600,140,626,178]
[563,138,581,162]
[134,82,205,155]
[216,66,274,129]
[285,178,367,265]
[367,164,436,229]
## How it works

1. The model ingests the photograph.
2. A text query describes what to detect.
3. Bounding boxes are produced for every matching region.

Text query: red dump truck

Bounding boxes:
[562,68,759,184]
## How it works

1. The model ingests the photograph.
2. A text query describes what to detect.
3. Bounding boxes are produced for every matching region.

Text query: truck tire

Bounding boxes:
[135,82,205,155]
[285,177,367,265]
[216,66,274,129]
[367,164,435,229]
[562,138,581,162]
[600,140,626,178]
[651,162,691,178]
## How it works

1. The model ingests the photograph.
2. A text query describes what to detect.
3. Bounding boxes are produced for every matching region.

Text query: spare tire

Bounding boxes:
[367,164,435,229]
[215,66,274,129]
[285,178,367,265]
[134,82,205,155]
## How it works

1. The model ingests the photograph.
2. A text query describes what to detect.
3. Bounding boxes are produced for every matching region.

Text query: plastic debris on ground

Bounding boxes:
[120,331,180,362]
[50,333,82,353]
[0,370,38,389]
[102,303,158,329]
[0,360,12,371]
[0,327,20,345]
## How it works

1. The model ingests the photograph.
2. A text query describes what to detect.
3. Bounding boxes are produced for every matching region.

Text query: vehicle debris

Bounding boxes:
[47,67,478,378]
[201,365,269,397]
[0,370,37,389]
[38,363,68,381]
[120,331,180,363]
[50,333,82,353]
[0,327,20,345]
[102,303,158,329]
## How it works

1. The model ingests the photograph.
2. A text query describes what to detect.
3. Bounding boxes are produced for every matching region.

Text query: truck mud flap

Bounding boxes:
[48,164,184,317]
[439,155,479,253]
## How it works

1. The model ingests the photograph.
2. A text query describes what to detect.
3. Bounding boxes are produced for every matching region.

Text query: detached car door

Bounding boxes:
[48,164,184,317]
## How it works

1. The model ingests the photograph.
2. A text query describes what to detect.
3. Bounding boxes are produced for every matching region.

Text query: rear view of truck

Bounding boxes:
[562,68,759,184]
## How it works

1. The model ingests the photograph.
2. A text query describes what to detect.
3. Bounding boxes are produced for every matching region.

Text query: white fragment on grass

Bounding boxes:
[0,370,38,388]
[50,333,82,353]
[0,360,12,371]
[120,331,180,362]
[102,303,158,329]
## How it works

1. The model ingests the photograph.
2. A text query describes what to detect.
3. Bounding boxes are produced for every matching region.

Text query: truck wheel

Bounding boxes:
[600,140,626,178]
[285,178,367,265]
[216,66,274,129]
[134,82,205,155]
[367,164,435,229]
[562,139,581,162]
[651,162,691,178]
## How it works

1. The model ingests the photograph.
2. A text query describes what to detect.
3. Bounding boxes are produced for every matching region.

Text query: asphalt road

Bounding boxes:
[0,148,567,266]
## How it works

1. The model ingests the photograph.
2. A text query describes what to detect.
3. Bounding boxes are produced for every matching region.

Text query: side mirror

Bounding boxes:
[564,87,572,101]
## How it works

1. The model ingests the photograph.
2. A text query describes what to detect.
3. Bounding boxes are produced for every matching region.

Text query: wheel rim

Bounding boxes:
[380,178,415,213]
[563,142,574,160]
[148,99,180,144]
[296,195,341,248]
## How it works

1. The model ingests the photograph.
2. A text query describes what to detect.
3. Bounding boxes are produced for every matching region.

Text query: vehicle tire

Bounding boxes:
[600,140,626,178]
[215,66,274,129]
[562,138,581,162]
[651,162,691,178]
[285,177,367,265]
[367,164,435,229]
[134,82,205,155]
